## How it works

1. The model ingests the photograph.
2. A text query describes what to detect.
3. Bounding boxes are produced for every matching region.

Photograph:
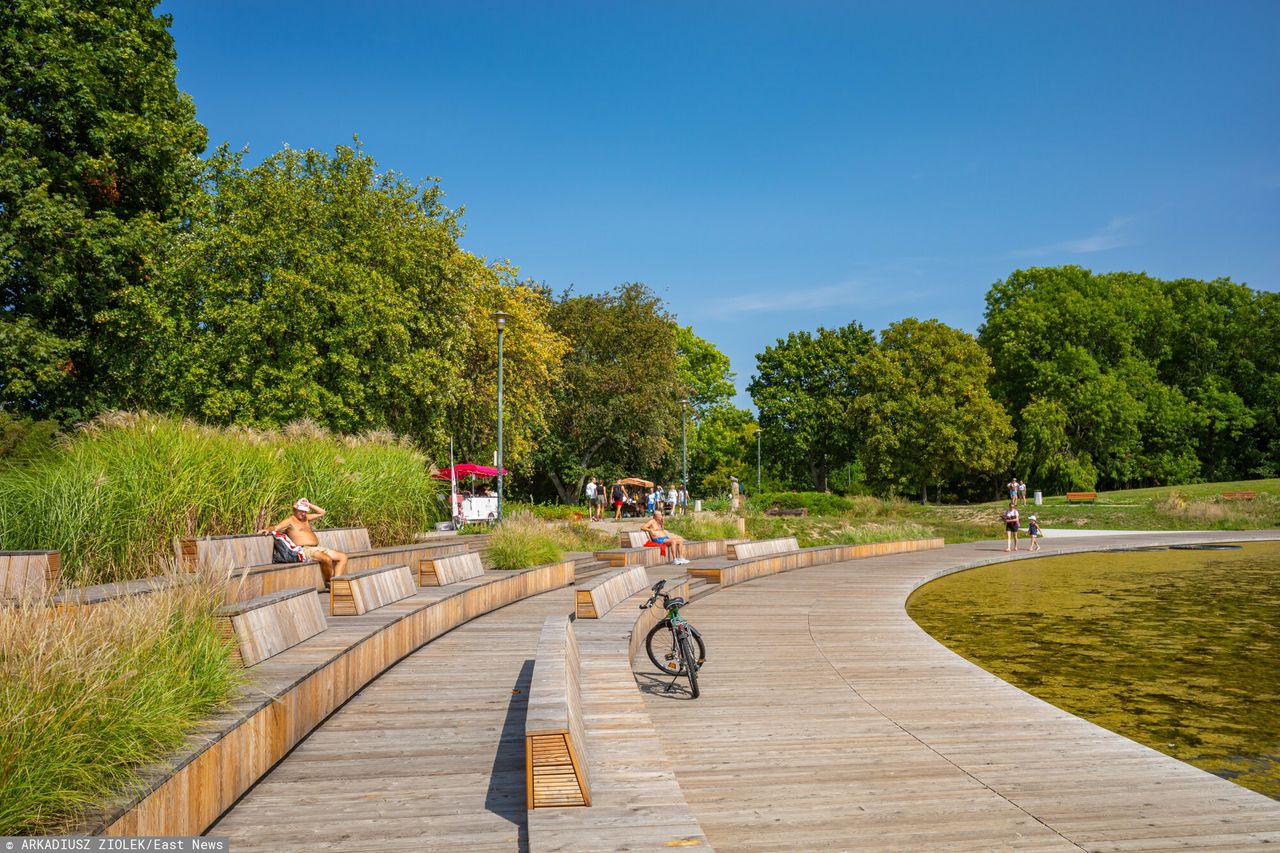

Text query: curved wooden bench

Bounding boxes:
[1066,491,1098,503]
[526,615,591,809]
[594,546,667,568]
[51,575,179,609]
[726,537,799,560]
[95,560,576,837]
[330,564,416,616]
[216,588,326,667]
[575,564,649,619]
[691,538,945,588]
[1,550,61,599]
[528,575,709,849]
[419,551,484,586]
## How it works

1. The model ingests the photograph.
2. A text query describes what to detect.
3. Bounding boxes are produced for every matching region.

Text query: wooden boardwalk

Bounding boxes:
[641,531,1280,852]
[209,586,576,851]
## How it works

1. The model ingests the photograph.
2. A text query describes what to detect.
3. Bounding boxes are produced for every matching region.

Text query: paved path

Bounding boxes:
[641,531,1280,852]
[210,586,576,852]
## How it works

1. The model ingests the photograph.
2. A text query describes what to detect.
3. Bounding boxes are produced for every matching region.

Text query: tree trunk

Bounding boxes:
[547,472,577,505]
[920,483,928,505]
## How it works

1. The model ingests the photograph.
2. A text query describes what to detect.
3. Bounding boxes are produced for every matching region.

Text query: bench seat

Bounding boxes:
[526,615,591,809]
[1066,491,1098,503]
[1,550,61,600]
[329,564,416,616]
[419,551,485,586]
[575,564,650,619]
[726,537,799,560]
[215,587,327,667]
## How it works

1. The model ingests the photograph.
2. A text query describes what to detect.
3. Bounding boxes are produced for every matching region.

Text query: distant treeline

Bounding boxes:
[749,267,1279,498]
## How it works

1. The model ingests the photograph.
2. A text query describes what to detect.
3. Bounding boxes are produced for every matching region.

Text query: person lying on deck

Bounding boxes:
[259,498,349,585]
[641,509,689,564]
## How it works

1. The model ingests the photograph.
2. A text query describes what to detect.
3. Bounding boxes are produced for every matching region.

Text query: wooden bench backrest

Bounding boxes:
[176,535,273,571]
[330,564,416,616]
[419,551,485,586]
[727,537,799,561]
[576,564,650,619]
[0,550,61,599]
[216,588,327,667]
[526,614,591,808]
[1066,491,1098,501]
[593,547,665,568]
[316,527,373,553]
[620,530,649,548]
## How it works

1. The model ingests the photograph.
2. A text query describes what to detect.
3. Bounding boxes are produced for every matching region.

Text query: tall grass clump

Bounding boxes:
[667,512,742,541]
[0,572,241,834]
[484,509,565,570]
[0,412,446,585]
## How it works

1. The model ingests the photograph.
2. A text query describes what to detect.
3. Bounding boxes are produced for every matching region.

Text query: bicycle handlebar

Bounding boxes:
[639,579,668,610]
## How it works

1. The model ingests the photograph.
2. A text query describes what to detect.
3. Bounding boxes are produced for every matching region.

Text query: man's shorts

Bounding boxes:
[302,545,343,561]
[653,536,670,544]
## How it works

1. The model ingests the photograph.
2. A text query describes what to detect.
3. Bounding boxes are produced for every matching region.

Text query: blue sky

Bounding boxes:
[162,1,1279,407]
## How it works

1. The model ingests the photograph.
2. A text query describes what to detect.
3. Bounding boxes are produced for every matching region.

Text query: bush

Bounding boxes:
[746,491,857,516]
[0,412,446,586]
[484,509,564,570]
[0,572,241,834]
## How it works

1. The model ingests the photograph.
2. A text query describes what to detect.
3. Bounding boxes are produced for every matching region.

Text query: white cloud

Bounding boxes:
[1011,216,1135,258]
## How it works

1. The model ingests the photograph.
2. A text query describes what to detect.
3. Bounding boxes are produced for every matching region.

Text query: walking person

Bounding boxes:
[1007,477,1018,503]
[611,479,627,520]
[585,477,598,521]
[1018,479,1028,506]
[1002,500,1020,552]
[1027,514,1041,551]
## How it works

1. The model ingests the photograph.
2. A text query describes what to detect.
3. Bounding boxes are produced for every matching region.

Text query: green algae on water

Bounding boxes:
[906,541,1280,799]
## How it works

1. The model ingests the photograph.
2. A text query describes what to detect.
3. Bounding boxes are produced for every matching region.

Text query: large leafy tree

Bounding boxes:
[1,0,206,420]
[537,283,683,503]
[748,322,874,491]
[137,143,471,447]
[852,318,1014,503]
[980,266,1276,489]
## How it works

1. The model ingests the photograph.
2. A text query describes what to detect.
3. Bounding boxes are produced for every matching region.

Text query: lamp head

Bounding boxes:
[492,311,513,331]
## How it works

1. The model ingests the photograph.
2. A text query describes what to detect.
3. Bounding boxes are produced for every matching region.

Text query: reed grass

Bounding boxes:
[484,509,565,570]
[0,412,446,586]
[0,571,242,835]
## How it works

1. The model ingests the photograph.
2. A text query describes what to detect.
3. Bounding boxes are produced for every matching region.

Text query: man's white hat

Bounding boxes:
[294,498,311,512]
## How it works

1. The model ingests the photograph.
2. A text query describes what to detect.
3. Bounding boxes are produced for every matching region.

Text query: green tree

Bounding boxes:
[687,404,757,496]
[675,324,735,414]
[1,0,206,420]
[748,322,874,491]
[853,318,1014,502]
[537,283,683,503]
[443,259,568,473]
[138,143,470,446]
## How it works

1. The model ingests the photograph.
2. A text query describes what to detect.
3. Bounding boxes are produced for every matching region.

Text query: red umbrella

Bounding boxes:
[433,463,508,480]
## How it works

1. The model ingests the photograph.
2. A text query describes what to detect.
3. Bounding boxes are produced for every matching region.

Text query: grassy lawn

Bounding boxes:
[731,480,1280,546]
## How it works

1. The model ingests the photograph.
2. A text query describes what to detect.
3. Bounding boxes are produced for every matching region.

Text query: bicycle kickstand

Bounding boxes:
[664,671,682,693]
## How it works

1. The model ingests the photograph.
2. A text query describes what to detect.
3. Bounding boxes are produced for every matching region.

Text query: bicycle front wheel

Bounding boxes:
[678,631,700,699]
[645,620,706,676]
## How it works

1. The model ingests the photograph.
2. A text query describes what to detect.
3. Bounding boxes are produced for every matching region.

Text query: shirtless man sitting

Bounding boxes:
[260,498,349,585]
[641,509,689,565]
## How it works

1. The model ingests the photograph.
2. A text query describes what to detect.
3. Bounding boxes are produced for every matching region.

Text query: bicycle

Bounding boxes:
[639,579,706,698]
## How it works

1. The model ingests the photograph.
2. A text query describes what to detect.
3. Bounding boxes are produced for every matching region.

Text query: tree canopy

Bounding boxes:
[1,0,206,421]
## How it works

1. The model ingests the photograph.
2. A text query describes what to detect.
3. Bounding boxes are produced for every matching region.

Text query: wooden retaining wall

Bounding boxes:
[690,538,946,588]
[97,560,575,837]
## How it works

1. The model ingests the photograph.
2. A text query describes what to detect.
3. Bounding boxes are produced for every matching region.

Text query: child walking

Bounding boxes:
[1027,514,1041,551]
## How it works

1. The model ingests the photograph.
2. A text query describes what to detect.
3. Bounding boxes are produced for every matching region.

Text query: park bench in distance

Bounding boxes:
[0,550,61,600]
[526,614,591,809]
[1066,491,1098,503]
[765,506,808,517]
[329,564,416,616]
[1220,491,1257,500]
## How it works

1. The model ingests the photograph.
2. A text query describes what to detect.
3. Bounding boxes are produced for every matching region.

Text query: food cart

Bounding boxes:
[618,477,654,518]
[433,462,508,528]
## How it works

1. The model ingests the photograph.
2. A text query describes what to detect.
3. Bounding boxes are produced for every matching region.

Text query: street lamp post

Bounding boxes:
[755,429,762,494]
[493,311,512,521]
[679,398,690,500]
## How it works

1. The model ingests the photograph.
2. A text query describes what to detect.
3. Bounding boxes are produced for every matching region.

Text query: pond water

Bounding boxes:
[906,541,1280,799]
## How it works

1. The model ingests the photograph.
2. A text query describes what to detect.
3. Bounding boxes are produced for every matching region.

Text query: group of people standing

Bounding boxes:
[583,478,688,521]
[1001,476,1040,553]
